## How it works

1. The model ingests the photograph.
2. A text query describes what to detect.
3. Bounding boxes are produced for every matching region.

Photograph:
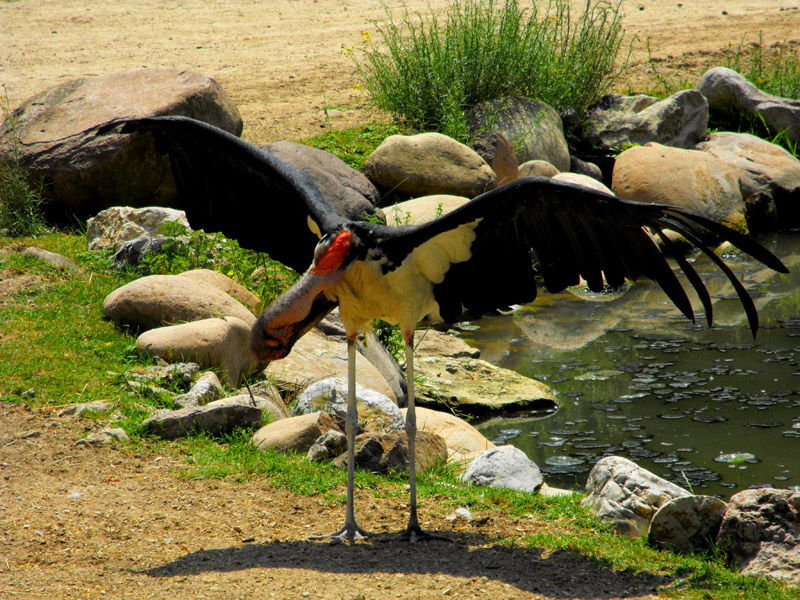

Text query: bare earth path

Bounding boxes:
[1,1,799,599]
[2,1,799,143]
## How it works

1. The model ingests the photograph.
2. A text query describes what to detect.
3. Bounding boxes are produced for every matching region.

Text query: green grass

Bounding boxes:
[303,122,403,170]
[354,0,627,141]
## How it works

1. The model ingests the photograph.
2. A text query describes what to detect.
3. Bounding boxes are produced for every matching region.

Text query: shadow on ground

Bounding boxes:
[140,533,671,599]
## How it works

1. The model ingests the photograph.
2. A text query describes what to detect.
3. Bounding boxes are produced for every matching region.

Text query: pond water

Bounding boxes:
[459,233,800,498]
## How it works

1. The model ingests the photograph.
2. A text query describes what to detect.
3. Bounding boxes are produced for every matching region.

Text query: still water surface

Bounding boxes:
[459,233,800,498]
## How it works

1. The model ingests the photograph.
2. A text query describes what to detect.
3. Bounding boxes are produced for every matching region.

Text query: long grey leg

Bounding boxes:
[385,331,451,543]
[309,337,369,542]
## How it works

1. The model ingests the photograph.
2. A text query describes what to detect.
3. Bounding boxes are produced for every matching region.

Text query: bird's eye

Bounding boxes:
[313,235,332,264]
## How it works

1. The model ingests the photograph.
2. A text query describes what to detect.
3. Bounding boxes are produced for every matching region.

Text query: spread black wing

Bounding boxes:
[373,177,788,336]
[104,116,347,272]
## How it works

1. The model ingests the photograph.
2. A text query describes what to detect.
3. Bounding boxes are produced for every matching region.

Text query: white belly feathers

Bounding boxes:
[331,219,480,334]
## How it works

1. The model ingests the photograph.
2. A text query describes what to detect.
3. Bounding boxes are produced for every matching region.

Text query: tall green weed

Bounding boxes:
[355,0,627,140]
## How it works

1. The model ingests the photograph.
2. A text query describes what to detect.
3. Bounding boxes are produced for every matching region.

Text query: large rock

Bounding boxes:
[333,431,447,474]
[267,329,395,402]
[142,401,262,439]
[172,371,223,409]
[401,407,495,465]
[293,378,404,433]
[414,329,480,359]
[103,274,256,330]
[466,96,570,171]
[22,247,78,271]
[0,68,242,221]
[263,141,384,224]
[582,456,691,538]
[717,488,800,584]
[86,206,191,253]
[178,269,261,313]
[362,133,496,199]
[414,353,556,415]
[696,67,800,145]
[585,91,708,150]
[251,411,345,454]
[384,195,470,226]
[648,495,728,554]
[462,445,543,493]
[612,143,746,228]
[135,316,265,386]
[697,131,800,231]
[212,394,291,423]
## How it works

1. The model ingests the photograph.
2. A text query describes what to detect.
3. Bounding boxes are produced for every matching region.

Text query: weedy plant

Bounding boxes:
[724,35,800,100]
[355,0,627,141]
[0,85,48,237]
[136,220,298,307]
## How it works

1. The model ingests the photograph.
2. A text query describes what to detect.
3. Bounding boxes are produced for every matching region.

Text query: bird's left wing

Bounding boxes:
[100,116,346,272]
[374,176,788,335]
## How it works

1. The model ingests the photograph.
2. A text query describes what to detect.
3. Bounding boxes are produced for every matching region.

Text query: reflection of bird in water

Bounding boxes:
[108,116,788,542]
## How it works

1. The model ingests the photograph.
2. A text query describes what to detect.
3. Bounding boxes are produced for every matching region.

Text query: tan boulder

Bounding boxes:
[612,143,746,228]
[135,316,265,386]
[103,274,256,330]
[251,411,344,454]
[518,160,560,178]
[178,269,262,312]
[554,173,613,194]
[385,195,470,226]
[363,133,496,199]
[268,329,395,401]
[403,407,495,465]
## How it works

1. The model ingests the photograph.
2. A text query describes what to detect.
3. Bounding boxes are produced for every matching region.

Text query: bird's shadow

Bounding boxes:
[138,531,670,598]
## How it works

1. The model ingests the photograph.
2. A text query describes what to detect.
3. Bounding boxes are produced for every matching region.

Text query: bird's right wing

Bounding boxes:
[374,176,788,335]
[99,116,346,272]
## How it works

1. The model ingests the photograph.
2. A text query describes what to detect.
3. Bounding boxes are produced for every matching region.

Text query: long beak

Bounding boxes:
[249,273,340,361]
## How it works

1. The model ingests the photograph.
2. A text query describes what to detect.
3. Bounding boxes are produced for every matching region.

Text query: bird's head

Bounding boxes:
[249,228,357,362]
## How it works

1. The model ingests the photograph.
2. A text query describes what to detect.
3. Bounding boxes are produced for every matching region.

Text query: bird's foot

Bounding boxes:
[308,523,371,544]
[379,524,452,544]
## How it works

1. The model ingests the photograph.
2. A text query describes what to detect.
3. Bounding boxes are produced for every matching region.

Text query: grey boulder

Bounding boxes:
[462,445,543,493]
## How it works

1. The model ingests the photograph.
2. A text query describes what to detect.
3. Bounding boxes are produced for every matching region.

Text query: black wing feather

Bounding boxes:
[374,177,787,332]
[105,116,346,272]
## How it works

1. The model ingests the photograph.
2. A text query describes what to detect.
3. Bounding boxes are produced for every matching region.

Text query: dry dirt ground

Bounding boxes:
[1,1,799,599]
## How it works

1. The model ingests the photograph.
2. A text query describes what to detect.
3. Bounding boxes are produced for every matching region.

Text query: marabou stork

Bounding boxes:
[106,116,787,543]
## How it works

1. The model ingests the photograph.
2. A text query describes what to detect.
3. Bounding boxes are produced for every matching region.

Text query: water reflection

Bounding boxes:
[462,233,800,498]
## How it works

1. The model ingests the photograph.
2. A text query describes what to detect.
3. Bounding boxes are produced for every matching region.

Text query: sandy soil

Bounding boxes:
[1,1,799,144]
[1,1,799,599]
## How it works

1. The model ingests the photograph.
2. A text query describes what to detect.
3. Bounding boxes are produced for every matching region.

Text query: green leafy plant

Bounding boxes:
[0,85,48,237]
[355,0,628,140]
[136,220,298,306]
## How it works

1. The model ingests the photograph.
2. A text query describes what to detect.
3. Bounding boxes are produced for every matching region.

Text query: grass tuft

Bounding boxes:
[0,85,49,237]
[355,0,627,141]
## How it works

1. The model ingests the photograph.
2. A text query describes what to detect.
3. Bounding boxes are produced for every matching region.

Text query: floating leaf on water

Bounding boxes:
[692,415,728,423]
[716,452,757,464]
[545,456,585,468]
[574,369,623,381]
